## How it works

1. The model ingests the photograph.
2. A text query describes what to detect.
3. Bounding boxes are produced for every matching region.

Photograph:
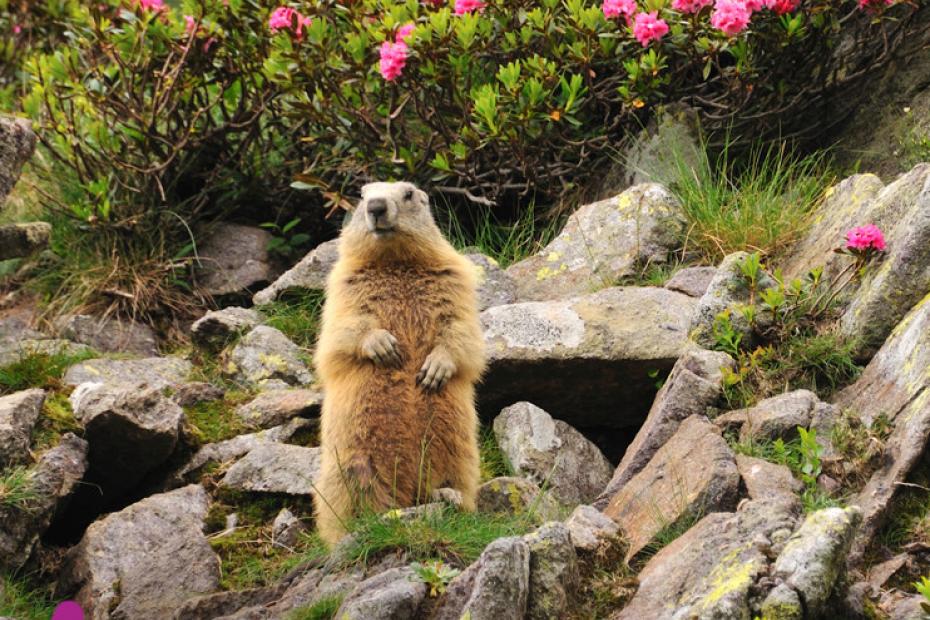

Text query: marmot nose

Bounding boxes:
[367,198,388,218]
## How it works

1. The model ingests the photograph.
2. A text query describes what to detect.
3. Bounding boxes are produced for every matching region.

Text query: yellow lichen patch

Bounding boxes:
[536,264,568,281]
[694,545,759,610]
[257,353,289,372]
[823,186,836,199]
[616,193,634,212]
[546,251,562,262]
[472,263,487,284]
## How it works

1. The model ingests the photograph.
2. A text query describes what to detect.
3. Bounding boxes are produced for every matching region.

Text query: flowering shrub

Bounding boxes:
[844,224,886,255]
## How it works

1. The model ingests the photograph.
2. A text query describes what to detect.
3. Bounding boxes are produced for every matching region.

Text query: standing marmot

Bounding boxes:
[313,181,485,546]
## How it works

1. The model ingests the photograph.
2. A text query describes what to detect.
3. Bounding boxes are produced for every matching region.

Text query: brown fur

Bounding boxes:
[313,182,485,546]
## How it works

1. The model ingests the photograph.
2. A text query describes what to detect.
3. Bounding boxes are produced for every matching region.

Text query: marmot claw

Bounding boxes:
[417,348,456,391]
[361,329,402,367]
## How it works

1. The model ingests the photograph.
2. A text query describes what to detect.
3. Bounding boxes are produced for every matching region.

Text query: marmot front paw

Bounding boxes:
[361,329,402,367]
[417,348,456,391]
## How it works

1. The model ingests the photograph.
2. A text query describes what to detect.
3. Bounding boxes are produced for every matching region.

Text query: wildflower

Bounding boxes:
[858,0,894,9]
[137,0,166,12]
[12,24,22,34]
[454,0,485,14]
[602,0,637,20]
[184,15,197,34]
[396,23,415,42]
[711,0,750,36]
[632,11,669,47]
[671,0,712,14]
[845,225,886,253]
[764,0,799,13]
[379,41,408,81]
[743,0,765,12]
[268,6,312,39]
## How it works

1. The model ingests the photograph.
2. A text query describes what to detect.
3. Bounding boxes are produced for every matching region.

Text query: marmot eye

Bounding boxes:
[403,190,414,201]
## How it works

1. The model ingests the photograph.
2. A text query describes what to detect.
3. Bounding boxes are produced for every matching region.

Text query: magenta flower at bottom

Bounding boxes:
[845,224,886,252]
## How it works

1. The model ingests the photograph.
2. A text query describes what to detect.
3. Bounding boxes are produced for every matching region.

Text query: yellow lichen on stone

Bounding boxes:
[472,263,487,284]
[546,251,562,262]
[694,545,759,610]
[536,263,568,281]
[617,193,634,212]
[258,353,289,372]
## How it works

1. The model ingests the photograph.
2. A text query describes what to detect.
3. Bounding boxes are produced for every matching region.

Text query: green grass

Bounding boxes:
[184,392,253,445]
[0,467,37,509]
[31,392,82,451]
[877,463,930,554]
[668,138,834,263]
[0,574,55,620]
[287,594,346,620]
[637,508,705,562]
[478,427,513,482]
[261,291,326,350]
[0,348,96,395]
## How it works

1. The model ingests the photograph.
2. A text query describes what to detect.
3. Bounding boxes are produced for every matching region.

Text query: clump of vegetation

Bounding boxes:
[570,533,635,620]
[183,393,253,446]
[287,594,346,620]
[0,348,96,394]
[411,560,461,597]
[478,427,512,482]
[914,575,930,615]
[830,409,891,487]
[877,463,930,555]
[261,292,326,350]
[0,574,55,620]
[0,467,37,510]
[31,392,82,451]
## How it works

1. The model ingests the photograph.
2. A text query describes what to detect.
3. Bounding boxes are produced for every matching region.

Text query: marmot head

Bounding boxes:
[350,181,433,237]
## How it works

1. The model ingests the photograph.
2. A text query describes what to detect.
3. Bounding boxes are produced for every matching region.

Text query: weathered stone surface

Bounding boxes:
[253,238,339,305]
[198,223,278,297]
[505,184,684,302]
[0,116,37,206]
[715,389,818,443]
[272,508,307,549]
[882,591,930,620]
[172,585,287,620]
[235,388,322,429]
[524,522,578,620]
[835,294,930,559]
[480,286,696,427]
[564,504,620,552]
[64,356,192,390]
[759,583,803,620]
[736,454,802,506]
[664,266,717,298]
[690,251,777,348]
[771,506,862,615]
[0,338,90,367]
[59,485,220,619]
[595,348,734,508]
[476,476,560,520]
[71,383,183,498]
[55,314,158,356]
[172,382,225,408]
[0,388,45,466]
[603,415,741,560]
[614,498,799,620]
[335,566,426,620]
[0,433,87,571]
[191,307,264,350]
[221,443,320,495]
[493,402,612,505]
[225,326,312,388]
[624,104,702,188]
[433,536,530,620]
[467,253,518,310]
[0,222,51,260]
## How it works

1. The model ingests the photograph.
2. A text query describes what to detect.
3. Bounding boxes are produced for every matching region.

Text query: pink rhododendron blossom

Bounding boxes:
[396,23,415,42]
[632,11,669,47]
[858,0,893,9]
[743,0,764,12]
[845,225,886,252]
[184,15,197,34]
[711,0,750,36]
[764,0,799,13]
[454,0,485,14]
[379,41,408,81]
[671,0,712,14]
[12,24,22,34]
[137,0,166,12]
[268,7,312,39]
[603,0,637,20]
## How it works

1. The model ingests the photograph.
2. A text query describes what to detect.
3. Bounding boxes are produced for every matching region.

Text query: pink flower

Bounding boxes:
[671,0,712,14]
[858,0,894,9]
[845,224,886,252]
[632,11,669,47]
[765,0,799,13]
[603,0,637,20]
[268,6,312,39]
[711,0,750,36]
[454,0,485,14]
[137,0,166,12]
[379,41,408,81]
[184,15,197,34]
[396,23,415,42]
[743,0,764,12]
[12,24,22,34]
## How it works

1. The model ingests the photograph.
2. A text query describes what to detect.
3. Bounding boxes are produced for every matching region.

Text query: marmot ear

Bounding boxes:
[360,183,375,198]
[415,188,429,208]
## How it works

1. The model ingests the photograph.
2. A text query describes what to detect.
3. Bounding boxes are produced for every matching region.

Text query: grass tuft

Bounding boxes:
[0,574,55,620]
[32,392,82,451]
[260,291,326,350]
[0,467,38,509]
[287,594,345,620]
[183,392,253,446]
[0,348,96,395]
[478,427,513,482]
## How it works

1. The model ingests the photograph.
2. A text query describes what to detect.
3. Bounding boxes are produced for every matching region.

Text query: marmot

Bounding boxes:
[313,181,485,546]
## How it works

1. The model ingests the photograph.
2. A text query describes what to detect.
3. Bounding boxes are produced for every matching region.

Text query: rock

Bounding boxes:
[467,253,518,310]
[834,294,930,559]
[664,266,717,297]
[172,382,225,408]
[0,116,37,206]
[197,223,279,297]
[476,477,560,521]
[770,507,862,615]
[759,583,804,620]
[492,402,612,505]
[622,104,703,189]
[0,222,51,260]
[58,485,220,619]
[172,585,287,620]
[524,522,578,620]
[602,415,741,560]
[715,389,818,442]
[480,286,697,428]
[252,238,339,305]
[432,536,530,620]
[225,326,312,388]
[0,338,90,367]
[736,454,802,506]
[0,388,45,466]
[564,504,621,552]
[690,251,777,348]
[54,314,158,356]
[615,497,799,620]
[235,388,322,429]
[260,569,363,620]
[867,553,910,591]
[272,508,307,549]
[882,591,930,620]
[71,383,183,498]
[0,434,88,571]
[595,348,734,508]
[190,307,264,350]
[335,566,427,620]
[64,356,192,390]
[431,487,465,508]
[810,401,843,458]
[505,184,684,302]
[221,443,320,495]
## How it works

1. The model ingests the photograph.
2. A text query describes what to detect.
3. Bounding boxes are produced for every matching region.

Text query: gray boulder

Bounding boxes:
[664,265,717,298]
[235,388,322,429]
[736,454,802,507]
[0,338,90,367]
[64,356,192,391]
[563,504,621,553]
[172,382,225,408]
[221,443,321,495]
[602,415,741,560]
[467,253,518,310]
[271,508,307,549]
[476,476,560,521]
[595,348,734,508]
[0,388,45,466]
[59,485,221,619]
[714,389,818,442]
[622,104,702,189]
[432,536,530,620]
[190,307,264,350]
[505,184,684,302]
[493,402,612,505]
[0,222,51,260]
[197,223,278,297]
[0,116,37,206]
[335,566,427,620]
[54,314,158,356]
[480,286,696,428]
[252,238,339,305]
[524,522,578,620]
[225,326,312,388]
